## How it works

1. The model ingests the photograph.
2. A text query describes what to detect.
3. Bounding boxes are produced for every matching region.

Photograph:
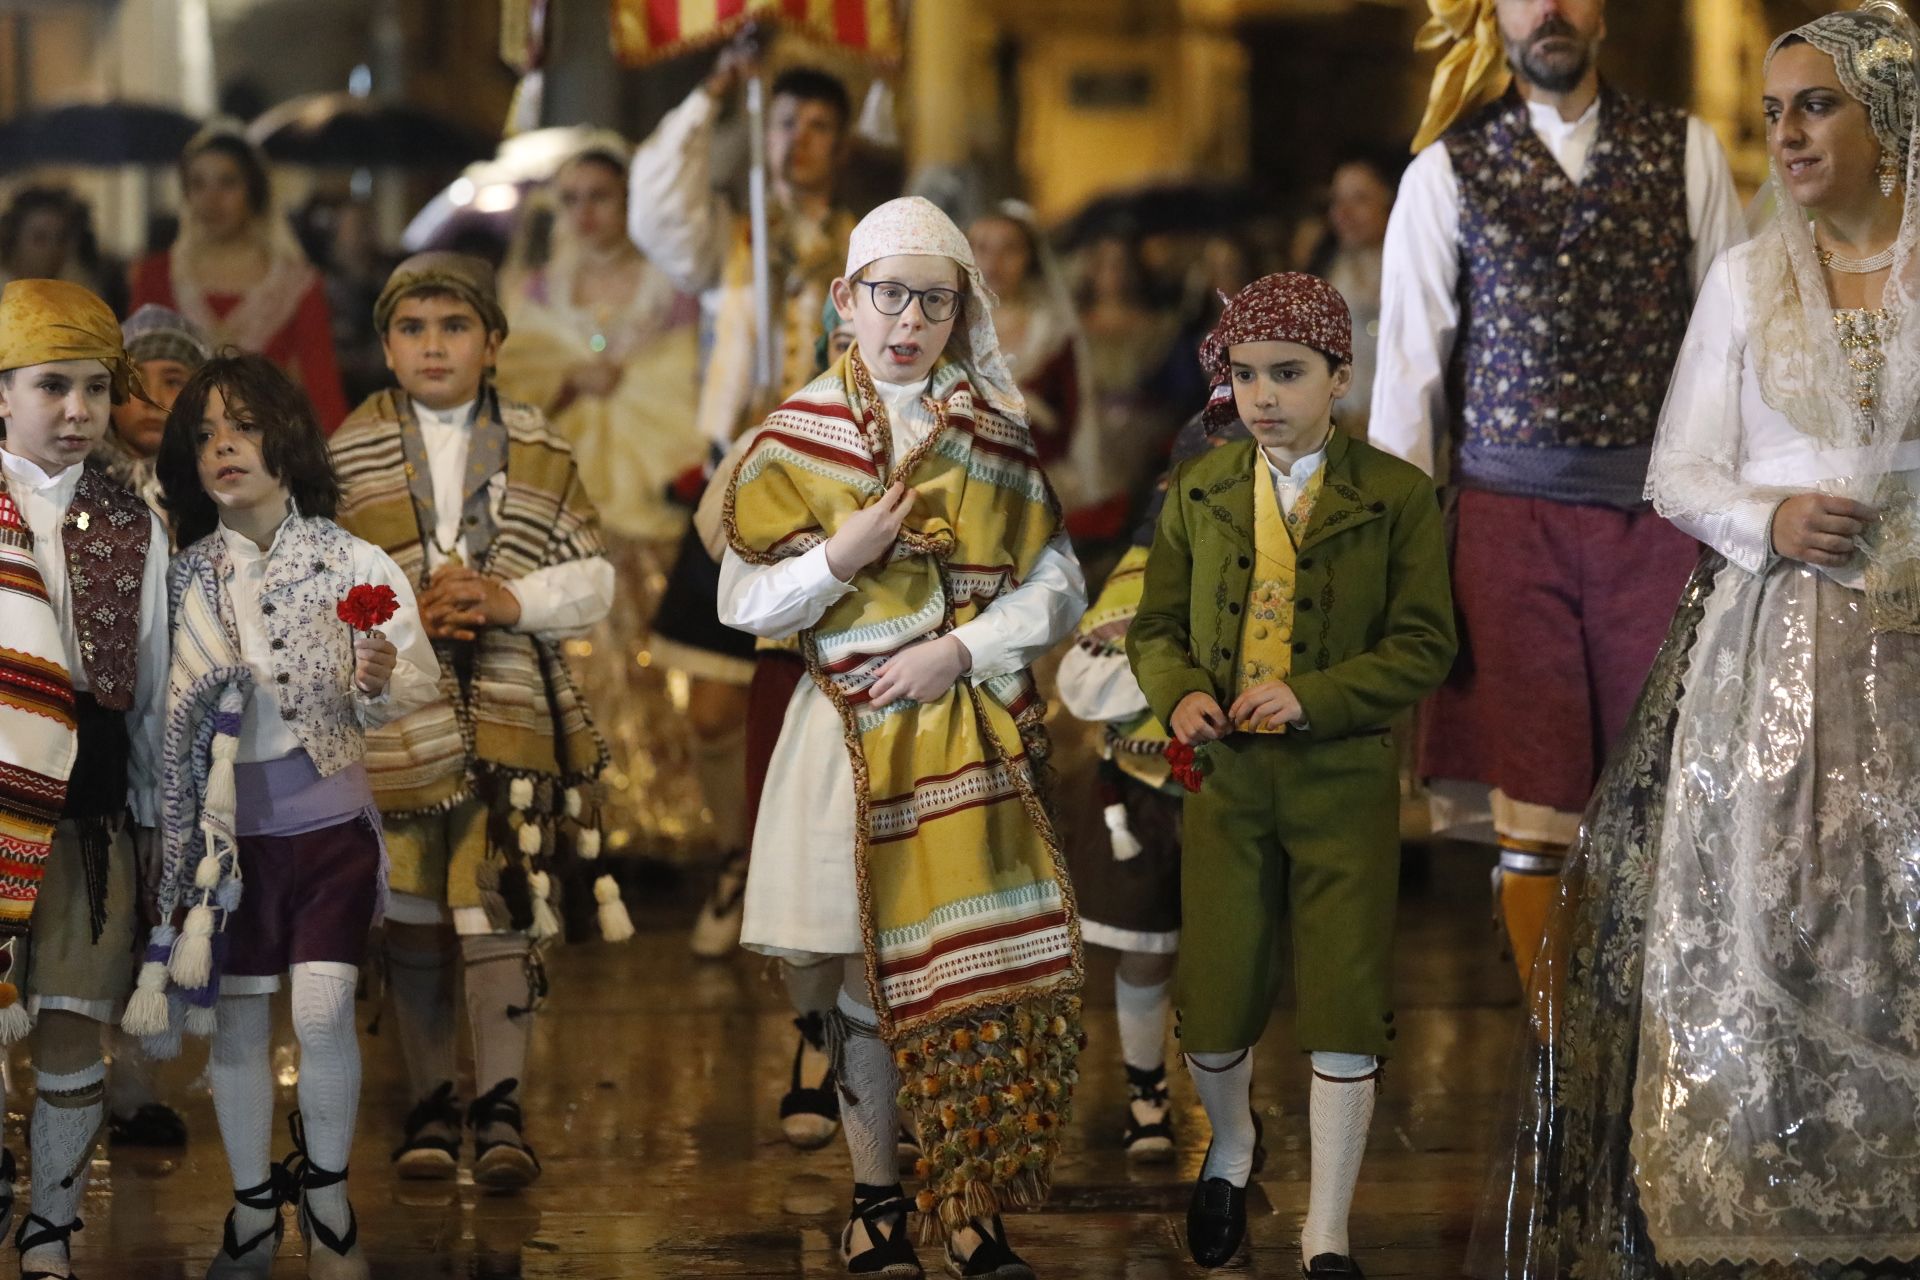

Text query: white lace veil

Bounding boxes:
[1651,0,1920,628]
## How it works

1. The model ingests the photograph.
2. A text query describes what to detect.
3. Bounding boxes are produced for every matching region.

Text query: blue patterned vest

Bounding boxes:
[1446,88,1693,506]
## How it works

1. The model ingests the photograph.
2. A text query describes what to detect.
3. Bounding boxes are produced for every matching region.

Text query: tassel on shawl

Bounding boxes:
[170,902,217,989]
[593,874,634,943]
[528,870,563,942]
[120,925,177,1037]
[0,938,32,1046]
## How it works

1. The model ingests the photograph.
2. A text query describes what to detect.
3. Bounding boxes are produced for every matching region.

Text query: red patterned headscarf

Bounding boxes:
[1199,272,1353,429]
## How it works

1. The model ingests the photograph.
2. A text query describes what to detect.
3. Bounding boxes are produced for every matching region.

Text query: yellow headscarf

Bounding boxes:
[0,279,146,405]
[1412,0,1511,153]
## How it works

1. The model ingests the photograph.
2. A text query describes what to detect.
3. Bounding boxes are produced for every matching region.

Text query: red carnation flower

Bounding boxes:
[337,583,400,632]
[1164,740,1205,793]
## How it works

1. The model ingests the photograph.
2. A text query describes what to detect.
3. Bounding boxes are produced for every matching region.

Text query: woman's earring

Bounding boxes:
[1881,150,1902,198]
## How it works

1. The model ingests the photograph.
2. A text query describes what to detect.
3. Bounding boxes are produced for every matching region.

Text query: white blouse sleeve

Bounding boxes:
[1369,143,1461,478]
[353,543,443,728]
[1647,251,1786,575]
[949,534,1088,682]
[716,543,856,639]
[626,87,729,295]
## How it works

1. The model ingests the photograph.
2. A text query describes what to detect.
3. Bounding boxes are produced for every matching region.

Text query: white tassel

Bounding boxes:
[578,828,601,860]
[194,849,223,890]
[565,788,583,819]
[202,737,239,823]
[509,777,535,810]
[529,871,563,941]
[594,874,634,943]
[1103,802,1144,862]
[0,1001,31,1047]
[169,903,216,988]
[183,1004,217,1037]
[120,962,172,1037]
[518,820,542,856]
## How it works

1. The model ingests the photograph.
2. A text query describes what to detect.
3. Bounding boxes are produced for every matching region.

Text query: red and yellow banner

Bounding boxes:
[612,0,900,66]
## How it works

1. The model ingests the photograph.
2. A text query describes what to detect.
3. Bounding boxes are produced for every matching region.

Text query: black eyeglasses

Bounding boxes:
[857,279,962,324]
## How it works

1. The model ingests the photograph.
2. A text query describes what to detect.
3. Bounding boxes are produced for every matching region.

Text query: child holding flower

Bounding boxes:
[132,352,439,1279]
[1127,274,1454,1274]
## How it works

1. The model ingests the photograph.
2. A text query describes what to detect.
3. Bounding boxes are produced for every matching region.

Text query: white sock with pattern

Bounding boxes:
[1302,1052,1379,1263]
[291,966,361,1243]
[210,993,277,1243]
[1188,1048,1257,1186]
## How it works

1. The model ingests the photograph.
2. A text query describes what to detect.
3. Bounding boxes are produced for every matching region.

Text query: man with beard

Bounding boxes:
[1370,0,1743,1000]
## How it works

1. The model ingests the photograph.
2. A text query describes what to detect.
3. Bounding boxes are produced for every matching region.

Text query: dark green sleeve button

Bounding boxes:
[1237,555,1250,569]
[1298,556,1315,570]
[1227,603,1240,615]
[1189,487,1205,501]
[1298,599,1314,612]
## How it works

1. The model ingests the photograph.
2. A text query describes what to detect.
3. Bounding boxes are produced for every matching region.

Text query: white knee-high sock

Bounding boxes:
[384,930,458,1101]
[1302,1054,1379,1263]
[210,994,276,1239]
[291,966,361,1239]
[23,1060,106,1273]
[1187,1048,1257,1185]
[1114,970,1171,1073]
[833,986,900,1188]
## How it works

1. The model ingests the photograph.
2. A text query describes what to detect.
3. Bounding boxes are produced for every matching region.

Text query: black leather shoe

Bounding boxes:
[1186,1175,1247,1268]
[1303,1253,1365,1277]
[1187,1107,1264,1268]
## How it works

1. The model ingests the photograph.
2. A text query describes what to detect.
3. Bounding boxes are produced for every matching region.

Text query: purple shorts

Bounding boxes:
[224,816,382,976]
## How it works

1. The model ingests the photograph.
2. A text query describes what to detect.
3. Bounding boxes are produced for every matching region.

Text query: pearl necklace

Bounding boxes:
[1814,233,1896,274]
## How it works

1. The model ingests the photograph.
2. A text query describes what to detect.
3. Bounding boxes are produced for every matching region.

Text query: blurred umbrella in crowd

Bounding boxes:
[0,102,201,172]
[249,92,494,169]
[399,125,610,254]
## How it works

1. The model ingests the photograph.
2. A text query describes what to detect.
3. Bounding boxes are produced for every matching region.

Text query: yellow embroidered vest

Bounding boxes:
[1235,452,1324,730]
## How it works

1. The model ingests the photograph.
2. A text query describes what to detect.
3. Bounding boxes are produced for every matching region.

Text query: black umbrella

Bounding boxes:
[249,93,494,170]
[0,102,201,172]
[1058,181,1263,249]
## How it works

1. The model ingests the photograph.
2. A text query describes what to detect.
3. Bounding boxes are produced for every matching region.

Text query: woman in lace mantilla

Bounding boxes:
[1469,4,1920,1277]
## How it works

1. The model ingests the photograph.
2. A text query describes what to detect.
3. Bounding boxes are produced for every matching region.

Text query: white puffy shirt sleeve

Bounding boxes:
[351,541,443,728]
[1369,143,1460,479]
[504,557,615,639]
[125,511,170,827]
[950,534,1087,683]
[717,543,856,638]
[1685,117,1747,294]
[627,87,729,295]
[1647,250,1782,575]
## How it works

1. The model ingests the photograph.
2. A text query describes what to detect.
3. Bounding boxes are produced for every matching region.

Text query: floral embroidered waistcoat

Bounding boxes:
[65,468,151,711]
[171,515,365,776]
[1446,88,1693,451]
[1235,457,1325,727]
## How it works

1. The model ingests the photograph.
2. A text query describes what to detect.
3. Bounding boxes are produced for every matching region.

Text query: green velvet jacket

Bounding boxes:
[1127,431,1457,742]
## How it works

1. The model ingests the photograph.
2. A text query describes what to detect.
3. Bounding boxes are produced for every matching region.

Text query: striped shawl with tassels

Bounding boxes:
[726,349,1084,1233]
[330,389,610,933]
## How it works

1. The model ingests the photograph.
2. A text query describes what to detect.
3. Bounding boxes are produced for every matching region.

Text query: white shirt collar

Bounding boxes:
[414,398,477,431]
[1260,438,1329,484]
[218,513,292,564]
[0,446,80,494]
[1525,95,1600,143]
